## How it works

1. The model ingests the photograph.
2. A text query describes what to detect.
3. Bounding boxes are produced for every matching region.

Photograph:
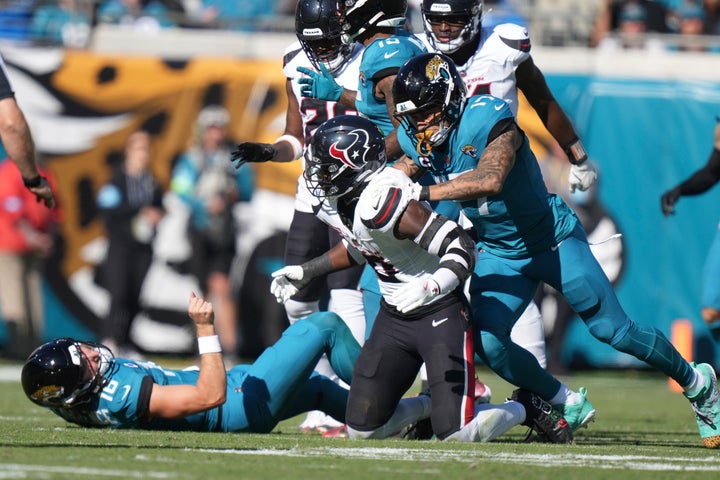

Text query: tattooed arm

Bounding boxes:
[425,125,521,202]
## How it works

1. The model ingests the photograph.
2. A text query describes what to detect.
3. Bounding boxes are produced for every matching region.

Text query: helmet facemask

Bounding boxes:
[421,0,482,54]
[22,338,115,408]
[304,115,387,201]
[394,54,467,156]
[296,0,354,74]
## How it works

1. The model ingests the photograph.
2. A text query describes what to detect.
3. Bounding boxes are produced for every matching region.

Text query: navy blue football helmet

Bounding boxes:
[22,338,115,407]
[304,115,387,200]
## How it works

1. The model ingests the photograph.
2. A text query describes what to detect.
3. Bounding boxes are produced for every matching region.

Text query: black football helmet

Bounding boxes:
[21,338,115,408]
[296,0,354,74]
[421,0,483,54]
[341,0,408,44]
[392,53,467,153]
[304,115,387,200]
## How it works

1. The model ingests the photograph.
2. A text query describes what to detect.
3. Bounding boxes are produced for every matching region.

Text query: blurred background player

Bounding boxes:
[230,0,366,434]
[0,51,57,360]
[0,154,60,360]
[661,114,720,342]
[171,105,251,355]
[96,130,165,358]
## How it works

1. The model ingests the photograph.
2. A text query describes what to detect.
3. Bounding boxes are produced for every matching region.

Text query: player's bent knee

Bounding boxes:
[305,311,345,332]
[587,316,620,344]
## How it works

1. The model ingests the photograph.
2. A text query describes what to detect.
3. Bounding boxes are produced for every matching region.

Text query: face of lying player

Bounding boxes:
[79,343,102,382]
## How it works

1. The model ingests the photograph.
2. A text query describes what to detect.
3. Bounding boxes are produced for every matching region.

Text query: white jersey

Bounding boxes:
[417,23,530,117]
[315,168,447,307]
[282,41,363,213]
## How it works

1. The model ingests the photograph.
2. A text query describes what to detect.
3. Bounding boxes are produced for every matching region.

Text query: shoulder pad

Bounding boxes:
[358,170,412,232]
[493,23,531,52]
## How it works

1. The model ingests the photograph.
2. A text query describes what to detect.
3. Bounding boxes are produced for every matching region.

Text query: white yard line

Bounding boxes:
[190,446,720,472]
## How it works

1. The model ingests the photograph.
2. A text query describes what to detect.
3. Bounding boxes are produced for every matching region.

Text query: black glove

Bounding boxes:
[660,187,681,216]
[231,142,276,168]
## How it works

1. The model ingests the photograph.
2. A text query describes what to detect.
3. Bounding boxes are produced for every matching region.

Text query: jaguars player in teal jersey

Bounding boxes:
[388,52,720,448]
[21,293,431,434]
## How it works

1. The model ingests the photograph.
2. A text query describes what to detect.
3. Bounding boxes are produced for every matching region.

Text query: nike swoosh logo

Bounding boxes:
[432,317,449,327]
[384,50,399,59]
[494,104,503,111]
[550,241,563,252]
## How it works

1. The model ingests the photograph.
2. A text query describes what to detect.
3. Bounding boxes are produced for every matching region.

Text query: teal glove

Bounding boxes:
[296,64,343,101]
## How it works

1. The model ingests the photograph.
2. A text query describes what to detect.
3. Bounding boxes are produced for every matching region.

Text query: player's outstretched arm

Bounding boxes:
[147,293,226,419]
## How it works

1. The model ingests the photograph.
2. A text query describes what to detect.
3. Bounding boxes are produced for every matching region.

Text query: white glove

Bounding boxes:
[270,265,304,304]
[390,278,441,314]
[568,160,598,193]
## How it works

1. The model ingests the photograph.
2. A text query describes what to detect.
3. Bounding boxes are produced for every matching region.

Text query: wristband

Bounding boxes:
[276,134,304,160]
[563,138,588,165]
[197,335,222,354]
[418,185,430,201]
[22,175,43,188]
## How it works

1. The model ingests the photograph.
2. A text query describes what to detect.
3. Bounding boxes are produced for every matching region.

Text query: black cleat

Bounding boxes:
[402,417,434,440]
[511,388,574,444]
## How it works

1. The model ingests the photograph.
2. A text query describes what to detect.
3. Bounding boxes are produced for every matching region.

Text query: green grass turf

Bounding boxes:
[2,363,718,480]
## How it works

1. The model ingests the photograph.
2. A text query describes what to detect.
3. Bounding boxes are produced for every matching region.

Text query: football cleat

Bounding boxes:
[401,417,434,440]
[553,386,596,431]
[685,362,720,449]
[474,378,492,405]
[512,388,574,444]
[322,425,348,438]
[298,410,344,434]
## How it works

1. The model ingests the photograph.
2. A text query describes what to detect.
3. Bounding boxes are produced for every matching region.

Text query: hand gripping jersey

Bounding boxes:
[398,95,578,258]
[417,23,530,116]
[283,40,363,212]
[314,167,474,306]
[356,29,427,136]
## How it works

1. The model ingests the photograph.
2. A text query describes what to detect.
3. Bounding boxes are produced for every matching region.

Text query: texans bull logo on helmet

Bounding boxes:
[329,128,373,169]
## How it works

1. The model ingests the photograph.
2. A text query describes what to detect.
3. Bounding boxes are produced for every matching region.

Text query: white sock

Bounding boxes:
[284,299,320,324]
[329,289,366,345]
[444,401,525,442]
[683,366,707,398]
[347,396,432,440]
[549,384,580,406]
[510,301,547,368]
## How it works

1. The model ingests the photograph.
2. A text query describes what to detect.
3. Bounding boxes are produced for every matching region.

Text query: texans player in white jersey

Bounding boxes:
[270,115,573,443]
[231,0,366,434]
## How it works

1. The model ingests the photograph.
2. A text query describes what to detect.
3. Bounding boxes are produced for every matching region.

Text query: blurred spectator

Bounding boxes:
[96,130,165,358]
[30,0,91,48]
[593,0,670,51]
[0,0,37,44]
[96,0,177,31]
[666,1,717,51]
[704,0,720,34]
[170,105,253,355]
[592,0,670,48]
[183,0,281,30]
[0,157,60,360]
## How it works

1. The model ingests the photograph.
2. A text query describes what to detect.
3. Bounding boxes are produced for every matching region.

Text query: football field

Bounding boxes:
[2,364,719,480]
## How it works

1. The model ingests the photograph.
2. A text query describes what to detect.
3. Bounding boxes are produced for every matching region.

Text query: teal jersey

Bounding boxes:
[357,29,427,135]
[52,358,241,431]
[398,95,578,258]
